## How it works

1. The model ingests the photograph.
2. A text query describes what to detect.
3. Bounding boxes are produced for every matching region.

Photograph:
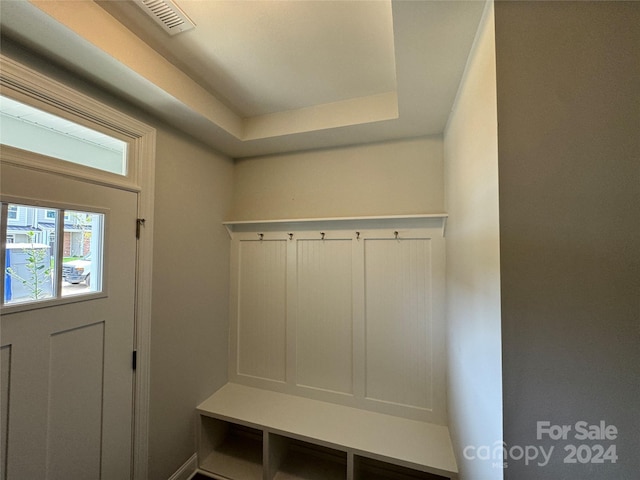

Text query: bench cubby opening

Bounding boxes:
[198,416,263,480]
[354,456,449,480]
[267,433,347,480]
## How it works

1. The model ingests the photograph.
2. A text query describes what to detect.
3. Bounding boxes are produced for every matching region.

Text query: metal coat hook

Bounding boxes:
[394,231,399,240]
[356,231,360,240]
[320,232,325,240]
[288,233,294,240]
[258,233,264,241]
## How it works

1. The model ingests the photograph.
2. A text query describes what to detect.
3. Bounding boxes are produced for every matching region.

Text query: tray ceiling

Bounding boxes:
[0,0,486,158]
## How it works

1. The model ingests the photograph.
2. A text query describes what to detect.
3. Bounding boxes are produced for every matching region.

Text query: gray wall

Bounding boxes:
[444,2,502,479]
[495,2,640,478]
[150,127,233,479]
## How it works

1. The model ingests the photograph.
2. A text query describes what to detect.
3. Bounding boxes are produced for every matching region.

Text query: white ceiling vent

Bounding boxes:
[133,0,195,36]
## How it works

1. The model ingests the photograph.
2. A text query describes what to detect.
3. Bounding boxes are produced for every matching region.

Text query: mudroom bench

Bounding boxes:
[196,383,458,479]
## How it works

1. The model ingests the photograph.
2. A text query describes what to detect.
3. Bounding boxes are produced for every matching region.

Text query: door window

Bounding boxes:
[2,202,105,306]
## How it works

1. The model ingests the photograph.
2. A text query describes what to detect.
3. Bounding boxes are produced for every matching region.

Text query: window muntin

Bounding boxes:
[0,95,128,176]
[2,203,105,306]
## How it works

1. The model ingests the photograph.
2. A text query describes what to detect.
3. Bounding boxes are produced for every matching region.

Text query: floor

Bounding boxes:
[191,470,449,479]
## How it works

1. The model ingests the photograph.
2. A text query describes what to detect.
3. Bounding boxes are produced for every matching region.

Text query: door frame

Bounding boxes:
[0,54,155,480]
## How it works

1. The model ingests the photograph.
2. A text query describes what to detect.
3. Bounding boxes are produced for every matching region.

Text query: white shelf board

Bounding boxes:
[197,383,458,478]
[223,214,448,236]
[200,449,263,480]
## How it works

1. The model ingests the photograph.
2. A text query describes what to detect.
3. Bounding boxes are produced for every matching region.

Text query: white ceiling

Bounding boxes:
[99,1,399,117]
[0,0,486,159]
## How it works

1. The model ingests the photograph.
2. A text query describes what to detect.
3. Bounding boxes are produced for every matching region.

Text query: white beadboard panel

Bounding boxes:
[1,345,10,480]
[364,238,432,409]
[229,225,445,423]
[47,322,105,480]
[237,240,287,382]
[296,239,353,394]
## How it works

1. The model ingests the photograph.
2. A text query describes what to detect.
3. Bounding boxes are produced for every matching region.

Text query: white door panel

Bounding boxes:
[1,162,137,480]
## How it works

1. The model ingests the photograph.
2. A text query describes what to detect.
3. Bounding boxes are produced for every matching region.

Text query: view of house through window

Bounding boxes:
[2,203,104,306]
[62,209,103,296]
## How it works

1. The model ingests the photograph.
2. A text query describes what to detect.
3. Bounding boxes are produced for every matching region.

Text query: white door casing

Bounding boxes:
[0,53,155,480]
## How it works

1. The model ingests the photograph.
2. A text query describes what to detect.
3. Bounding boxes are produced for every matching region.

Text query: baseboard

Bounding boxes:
[168,453,197,480]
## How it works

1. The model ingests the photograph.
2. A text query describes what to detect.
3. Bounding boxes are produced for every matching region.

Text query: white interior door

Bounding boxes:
[1,162,137,480]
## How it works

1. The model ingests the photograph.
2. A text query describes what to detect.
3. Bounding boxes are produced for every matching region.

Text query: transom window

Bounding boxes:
[0,95,128,176]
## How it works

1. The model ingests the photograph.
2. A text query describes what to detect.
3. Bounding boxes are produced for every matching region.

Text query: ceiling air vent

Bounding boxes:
[133,0,196,36]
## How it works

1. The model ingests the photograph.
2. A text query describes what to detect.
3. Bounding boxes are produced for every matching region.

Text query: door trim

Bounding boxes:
[1,54,155,480]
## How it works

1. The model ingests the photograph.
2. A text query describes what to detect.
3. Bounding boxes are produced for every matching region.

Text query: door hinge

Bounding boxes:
[136,218,146,239]
[132,350,138,370]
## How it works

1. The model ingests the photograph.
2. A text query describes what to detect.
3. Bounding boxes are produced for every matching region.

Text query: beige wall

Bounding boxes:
[150,127,233,479]
[495,2,640,478]
[444,3,502,479]
[228,137,444,220]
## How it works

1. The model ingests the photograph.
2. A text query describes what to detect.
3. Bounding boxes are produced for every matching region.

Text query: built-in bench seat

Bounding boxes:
[196,383,458,479]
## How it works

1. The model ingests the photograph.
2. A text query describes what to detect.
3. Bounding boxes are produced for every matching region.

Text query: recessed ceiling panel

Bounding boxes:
[98,0,397,117]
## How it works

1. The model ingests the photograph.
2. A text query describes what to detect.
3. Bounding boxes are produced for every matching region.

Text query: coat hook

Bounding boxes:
[394,231,399,239]
[258,233,264,240]
[356,231,360,240]
[321,232,325,240]
[288,233,294,240]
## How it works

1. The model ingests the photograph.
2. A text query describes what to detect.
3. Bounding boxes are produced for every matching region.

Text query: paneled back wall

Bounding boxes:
[228,217,446,424]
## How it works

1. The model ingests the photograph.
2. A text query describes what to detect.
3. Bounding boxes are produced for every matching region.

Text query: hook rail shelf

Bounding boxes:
[223,214,448,238]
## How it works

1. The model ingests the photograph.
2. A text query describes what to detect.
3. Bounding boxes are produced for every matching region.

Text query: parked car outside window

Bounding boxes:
[62,254,91,286]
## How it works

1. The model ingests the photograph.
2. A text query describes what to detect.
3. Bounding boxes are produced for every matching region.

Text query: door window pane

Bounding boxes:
[62,210,104,296]
[4,205,56,304]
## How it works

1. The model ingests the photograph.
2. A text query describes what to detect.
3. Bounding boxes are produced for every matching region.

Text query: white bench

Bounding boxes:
[196,383,458,479]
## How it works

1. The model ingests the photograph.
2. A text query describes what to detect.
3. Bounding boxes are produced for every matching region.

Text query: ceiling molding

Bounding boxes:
[30,0,243,137]
[244,92,399,141]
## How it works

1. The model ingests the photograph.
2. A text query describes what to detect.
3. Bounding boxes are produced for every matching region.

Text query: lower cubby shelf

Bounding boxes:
[269,435,347,480]
[196,383,457,480]
[198,417,263,480]
[354,457,448,480]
